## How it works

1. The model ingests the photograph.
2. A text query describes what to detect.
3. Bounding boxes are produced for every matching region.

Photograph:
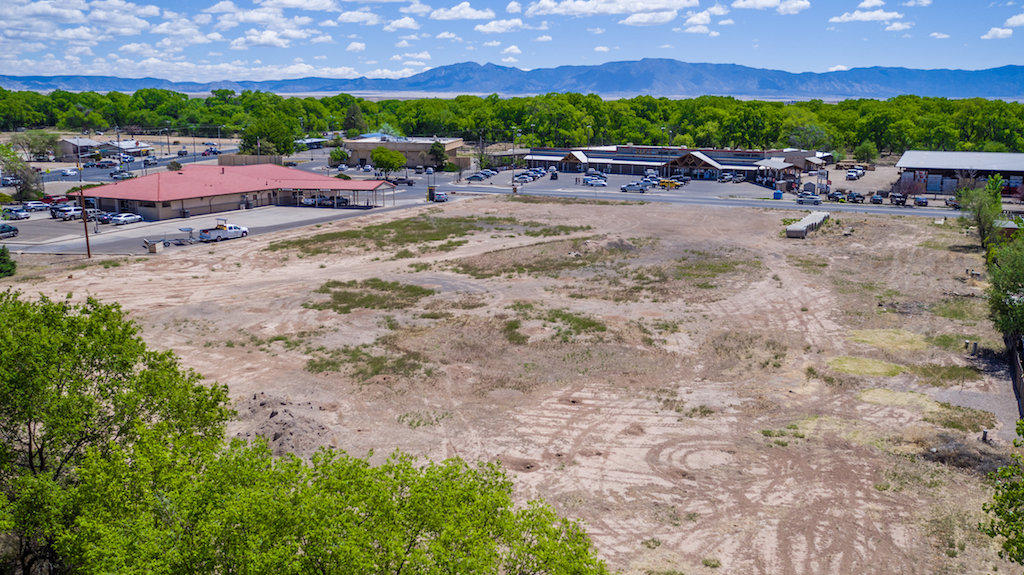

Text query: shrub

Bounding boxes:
[0,246,15,278]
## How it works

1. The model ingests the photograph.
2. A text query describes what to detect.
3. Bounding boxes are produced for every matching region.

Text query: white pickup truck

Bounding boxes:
[199,220,249,242]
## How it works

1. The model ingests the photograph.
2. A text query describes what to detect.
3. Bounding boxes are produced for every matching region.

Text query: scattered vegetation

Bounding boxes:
[924,402,996,432]
[828,356,903,377]
[304,278,434,314]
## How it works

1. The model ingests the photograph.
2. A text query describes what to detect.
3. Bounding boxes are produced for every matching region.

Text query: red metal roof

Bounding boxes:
[74,164,394,202]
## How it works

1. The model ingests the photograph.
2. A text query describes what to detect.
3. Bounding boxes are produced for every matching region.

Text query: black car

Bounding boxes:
[870,194,884,204]
[95,212,117,224]
[0,223,18,239]
[827,190,846,202]
[890,193,907,206]
[82,161,98,168]
[846,192,865,203]
[945,197,961,209]
[388,177,415,186]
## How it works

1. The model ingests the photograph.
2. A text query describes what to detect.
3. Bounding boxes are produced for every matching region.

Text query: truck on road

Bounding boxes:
[199,219,249,242]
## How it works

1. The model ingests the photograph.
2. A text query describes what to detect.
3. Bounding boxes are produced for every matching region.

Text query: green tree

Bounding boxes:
[984,420,1024,562]
[958,175,1004,249]
[342,103,367,133]
[853,140,879,163]
[0,144,42,202]
[167,160,183,171]
[328,147,349,167]
[0,292,232,574]
[987,232,1024,337]
[428,141,447,167]
[240,117,296,156]
[370,146,407,177]
[60,439,608,575]
[0,247,14,278]
[10,130,59,160]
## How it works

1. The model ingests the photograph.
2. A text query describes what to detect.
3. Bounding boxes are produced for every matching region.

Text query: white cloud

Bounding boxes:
[620,10,677,25]
[731,0,807,14]
[719,18,734,24]
[401,0,432,15]
[884,21,911,31]
[483,40,501,46]
[828,64,849,71]
[430,2,494,19]
[684,24,710,33]
[527,0,698,17]
[401,50,431,59]
[258,0,338,9]
[594,45,609,51]
[506,0,522,12]
[230,28,291,49]
[777,0,809,14]
[857,0,884,7]
[436,30,462,39]
[981,27,1012,39]
[204,1,236,12]
[320,19,337,26]
[366,67,416,78]
[474,17,523,32]
[1006,13,1024,27]
[501,44,521,53]
[902,0,930,5]
[534,34,551,40]
[928,31,948,38]
[501,56,517,63]
[383,16,419,30]
[587,26,605,33]
[395,39,411,46]
[828,9,902,22]
[338,9,381,24]
[346,41,365,51]
[659,43,672,48]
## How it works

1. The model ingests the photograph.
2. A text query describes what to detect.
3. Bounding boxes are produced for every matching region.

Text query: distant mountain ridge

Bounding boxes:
[2,59,1024,99]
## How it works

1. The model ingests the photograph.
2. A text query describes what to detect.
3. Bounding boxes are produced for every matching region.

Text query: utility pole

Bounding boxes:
[75,145,91,258]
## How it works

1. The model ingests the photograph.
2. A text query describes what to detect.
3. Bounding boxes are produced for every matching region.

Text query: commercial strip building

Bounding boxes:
[58,138,155,161]
[343,133,464,169]
[523,145,822,180]
[71,164,395,221]
[896,150,1024,193]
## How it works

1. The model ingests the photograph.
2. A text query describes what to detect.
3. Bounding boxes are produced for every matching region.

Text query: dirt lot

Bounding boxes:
[3,197,1020,574]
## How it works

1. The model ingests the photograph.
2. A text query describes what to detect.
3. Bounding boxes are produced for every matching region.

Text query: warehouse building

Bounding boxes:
[58,137,102,161]
[344,133,464,168]
[71,164,395,221]
[524,145,821,179]
[896,150,1024,193]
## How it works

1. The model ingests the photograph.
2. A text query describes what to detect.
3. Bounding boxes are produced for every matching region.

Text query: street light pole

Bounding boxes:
[75,145,91,258]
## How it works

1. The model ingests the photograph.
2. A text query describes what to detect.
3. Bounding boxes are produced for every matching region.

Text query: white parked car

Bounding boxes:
[585,179,608,187]
[22,201,48,211]
[110,213,143,225]
[61,168,78,177]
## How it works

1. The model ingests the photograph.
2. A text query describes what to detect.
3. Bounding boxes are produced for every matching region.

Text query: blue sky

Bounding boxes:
[0,0,1022,82]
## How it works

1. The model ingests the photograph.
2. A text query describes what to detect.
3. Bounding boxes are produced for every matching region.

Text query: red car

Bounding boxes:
[41,195,68,204]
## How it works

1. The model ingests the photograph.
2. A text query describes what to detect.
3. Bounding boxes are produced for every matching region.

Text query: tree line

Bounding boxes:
[0,292,607,574]
[2,88,1024,155]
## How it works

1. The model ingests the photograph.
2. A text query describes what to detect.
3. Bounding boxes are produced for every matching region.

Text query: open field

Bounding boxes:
[3,197,1020,574]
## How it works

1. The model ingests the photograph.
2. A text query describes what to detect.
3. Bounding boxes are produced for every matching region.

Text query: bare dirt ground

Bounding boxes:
[3,197,1020,574]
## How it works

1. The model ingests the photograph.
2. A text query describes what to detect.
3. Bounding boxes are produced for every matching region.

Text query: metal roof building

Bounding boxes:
[896,151,1024,174]
[72,164,395,221]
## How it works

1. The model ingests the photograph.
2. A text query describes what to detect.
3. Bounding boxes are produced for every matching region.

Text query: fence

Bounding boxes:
[217,154,283,166]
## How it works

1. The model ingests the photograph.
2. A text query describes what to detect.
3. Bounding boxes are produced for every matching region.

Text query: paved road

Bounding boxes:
[3,163,965,256]
[37,147,240,184]
[448,171,966,219]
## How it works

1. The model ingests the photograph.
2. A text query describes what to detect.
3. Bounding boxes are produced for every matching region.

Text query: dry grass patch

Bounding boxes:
[850,329,927,351]
[304,278,435,314]
[699,331,787,376]
[829,356,904,377]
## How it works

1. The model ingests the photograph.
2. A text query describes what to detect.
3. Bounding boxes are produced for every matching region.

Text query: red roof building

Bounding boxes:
[75,164,396,220]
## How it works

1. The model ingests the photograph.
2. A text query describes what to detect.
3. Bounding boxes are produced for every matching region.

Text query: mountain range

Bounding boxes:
[2,59,1024,99]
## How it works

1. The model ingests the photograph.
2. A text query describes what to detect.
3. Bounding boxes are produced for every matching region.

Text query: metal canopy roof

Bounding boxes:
[897,151,1024,172]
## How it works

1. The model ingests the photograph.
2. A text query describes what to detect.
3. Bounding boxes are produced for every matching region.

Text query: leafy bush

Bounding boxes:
[0,246,15,278]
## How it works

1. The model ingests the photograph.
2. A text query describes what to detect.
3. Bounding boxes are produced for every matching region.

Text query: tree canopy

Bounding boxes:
[370,146,407,176]
[2,88,1024,153]
[0,291,607,574]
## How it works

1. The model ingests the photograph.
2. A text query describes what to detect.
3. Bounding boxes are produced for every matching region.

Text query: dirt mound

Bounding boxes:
[920,433,1012,475]
[234,392,335,455]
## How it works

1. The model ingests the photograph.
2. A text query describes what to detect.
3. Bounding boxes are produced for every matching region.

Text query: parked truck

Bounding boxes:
[199,219,249,242]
